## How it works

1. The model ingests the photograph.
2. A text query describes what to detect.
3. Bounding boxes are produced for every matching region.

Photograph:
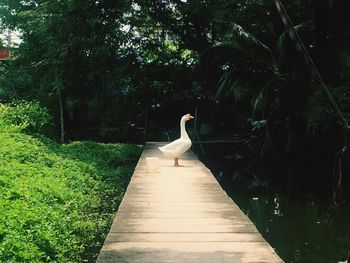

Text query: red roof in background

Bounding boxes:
[0,48,10,60]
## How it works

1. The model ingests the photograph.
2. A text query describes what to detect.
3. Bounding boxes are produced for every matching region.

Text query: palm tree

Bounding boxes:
[199,22,315,158]
[199,23,284,158]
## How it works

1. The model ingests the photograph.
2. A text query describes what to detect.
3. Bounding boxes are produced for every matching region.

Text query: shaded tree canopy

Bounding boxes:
[0,0,349,147]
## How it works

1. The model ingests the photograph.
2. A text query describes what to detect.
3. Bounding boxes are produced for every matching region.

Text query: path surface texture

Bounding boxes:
[97,142,284,263]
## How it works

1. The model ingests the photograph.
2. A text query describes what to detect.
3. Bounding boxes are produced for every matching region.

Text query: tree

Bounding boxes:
[198,0,350,158]
[0,0,349,149]
[0,0,135,141]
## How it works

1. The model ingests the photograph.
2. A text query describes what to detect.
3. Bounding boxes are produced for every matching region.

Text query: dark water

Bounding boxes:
[195,144,350,263]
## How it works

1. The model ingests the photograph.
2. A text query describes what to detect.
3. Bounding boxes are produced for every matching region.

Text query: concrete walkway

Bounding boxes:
[97,142,284,263]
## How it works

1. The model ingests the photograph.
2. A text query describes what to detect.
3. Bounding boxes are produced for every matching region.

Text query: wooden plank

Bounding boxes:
[114,211,248,219]
[121,195,233,203]
[118,202,239,210]
[97,142,284,263]
[98,242,282,263]
[112,218,252,225]
[104,232,265,242]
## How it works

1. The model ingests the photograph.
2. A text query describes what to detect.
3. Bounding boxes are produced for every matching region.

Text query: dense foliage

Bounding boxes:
[1,0,349,153]
[0,100,52,134]
[0,108,141,262]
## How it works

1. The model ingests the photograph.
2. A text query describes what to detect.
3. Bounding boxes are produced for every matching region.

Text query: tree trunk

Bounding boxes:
[58,92,65,144]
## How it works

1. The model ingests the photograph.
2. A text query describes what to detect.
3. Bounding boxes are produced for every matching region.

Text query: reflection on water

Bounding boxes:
[196,145,350,263]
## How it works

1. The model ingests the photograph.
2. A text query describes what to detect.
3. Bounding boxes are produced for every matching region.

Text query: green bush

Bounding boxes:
[0,101,52,134]
[0,123,142,262]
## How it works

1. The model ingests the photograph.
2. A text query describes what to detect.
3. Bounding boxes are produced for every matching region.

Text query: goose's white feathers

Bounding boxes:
[159,113,193,159]
[159,138,192,158]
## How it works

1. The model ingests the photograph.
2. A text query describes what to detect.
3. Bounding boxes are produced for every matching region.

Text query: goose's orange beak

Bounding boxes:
[189,114,194,119]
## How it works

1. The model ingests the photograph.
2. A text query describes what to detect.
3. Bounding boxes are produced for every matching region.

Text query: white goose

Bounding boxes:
[159,113,194,166]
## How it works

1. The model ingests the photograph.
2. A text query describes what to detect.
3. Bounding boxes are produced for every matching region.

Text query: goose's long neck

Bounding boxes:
[180,118,189,140]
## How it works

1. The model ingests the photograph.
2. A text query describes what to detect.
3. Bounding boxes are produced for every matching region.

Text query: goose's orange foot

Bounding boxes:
[174,158,183,167]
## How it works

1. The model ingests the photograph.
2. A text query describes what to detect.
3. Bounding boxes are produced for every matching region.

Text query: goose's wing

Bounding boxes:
[159,139,183,151]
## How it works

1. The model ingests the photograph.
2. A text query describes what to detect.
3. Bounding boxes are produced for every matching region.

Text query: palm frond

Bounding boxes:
[227,23,274,62]
[200,24,283,114]
[275,21,313,69]
[199,42,245,67]
[252,90,265,113]
[231,24,270,50]
[216,70,248,102]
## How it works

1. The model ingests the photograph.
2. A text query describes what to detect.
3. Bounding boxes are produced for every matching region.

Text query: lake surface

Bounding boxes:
[195,143,350,263]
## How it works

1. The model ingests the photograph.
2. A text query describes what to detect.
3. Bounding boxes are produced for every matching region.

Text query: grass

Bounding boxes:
[0,123,142,262]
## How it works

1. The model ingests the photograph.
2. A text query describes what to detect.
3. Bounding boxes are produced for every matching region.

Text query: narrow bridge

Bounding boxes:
[97,142,283,263]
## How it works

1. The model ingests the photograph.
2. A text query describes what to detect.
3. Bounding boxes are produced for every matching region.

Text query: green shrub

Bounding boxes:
[0,101,52,134]
[0,127,142,262]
